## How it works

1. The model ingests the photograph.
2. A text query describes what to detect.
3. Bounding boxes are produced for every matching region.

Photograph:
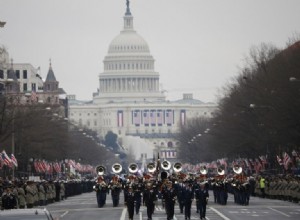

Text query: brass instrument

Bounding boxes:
[217,167,225,176]
[173,162,182,173]
[112,163,122,174]
[200,166,208,175]
[128,163,138,174]
[161,160,171,171]
[95,165,106,176]
[147,162,156,173]
[160,160,171,180]
[233,165,242,174]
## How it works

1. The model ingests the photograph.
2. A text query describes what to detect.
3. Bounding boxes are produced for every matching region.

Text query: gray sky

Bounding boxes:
[0,0,299,102]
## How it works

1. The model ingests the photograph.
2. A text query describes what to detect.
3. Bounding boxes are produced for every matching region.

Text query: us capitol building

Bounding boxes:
[68,1,217,160]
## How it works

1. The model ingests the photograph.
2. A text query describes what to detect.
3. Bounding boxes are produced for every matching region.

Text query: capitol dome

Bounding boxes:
[108,31,150,54]
[93,1,165,104]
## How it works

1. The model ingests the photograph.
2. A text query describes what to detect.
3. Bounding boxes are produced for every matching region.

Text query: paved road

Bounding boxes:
[47,192,300,220]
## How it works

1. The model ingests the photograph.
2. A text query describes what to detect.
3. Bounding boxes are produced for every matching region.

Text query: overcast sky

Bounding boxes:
[0,0,299,103]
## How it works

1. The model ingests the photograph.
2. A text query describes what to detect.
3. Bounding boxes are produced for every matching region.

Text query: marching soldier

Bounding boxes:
[143,182,157,220]
[94,176,108,208]
[134,178,143,214]
[195,182,209,220]
[162,181,177,220]
[183,183,194,220]
[109,175,122,207]
[124,186,135,220]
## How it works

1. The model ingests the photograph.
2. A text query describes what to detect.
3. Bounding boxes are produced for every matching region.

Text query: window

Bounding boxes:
[23,70,27,79]
[0,70,3,79]
[15,70,20,79]
[23,83,27,91]
[94,120,97,126]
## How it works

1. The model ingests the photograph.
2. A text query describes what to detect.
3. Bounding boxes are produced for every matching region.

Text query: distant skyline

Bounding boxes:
[0,0,299,103]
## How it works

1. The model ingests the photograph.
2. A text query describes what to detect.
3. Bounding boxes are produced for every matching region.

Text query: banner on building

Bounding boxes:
[165,109,174,125]
[117,110,123,127]
[132,110,141,126]
[180,110,186,126]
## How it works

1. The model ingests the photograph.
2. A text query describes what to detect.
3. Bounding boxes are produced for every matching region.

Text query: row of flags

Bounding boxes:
[182,150,300,174]
[33,159,95,174]
[0,150,18,169]
[0,150,95,175]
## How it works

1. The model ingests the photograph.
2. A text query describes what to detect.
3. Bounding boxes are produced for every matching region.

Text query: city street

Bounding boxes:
[47,191,300,220]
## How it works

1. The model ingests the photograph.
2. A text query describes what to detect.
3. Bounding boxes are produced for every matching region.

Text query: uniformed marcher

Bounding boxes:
[183,183,194,220]
[143,182,157,220]
[162,181,177,220]
[109,176,122,207]
[195,182,209,220]
[94,176,108,208]
[38,181,46,206]
[124,186,135,220]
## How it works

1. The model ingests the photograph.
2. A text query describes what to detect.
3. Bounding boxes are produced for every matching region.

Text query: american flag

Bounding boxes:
[150,110,156,125]
[143,110,149,125]
[157,110,163,125]
[283,152,291,170]
[10,154,18,167]
[165,110,174,125]
[132,110,141,125]
[1,150,12,166]
[276,155,283,165]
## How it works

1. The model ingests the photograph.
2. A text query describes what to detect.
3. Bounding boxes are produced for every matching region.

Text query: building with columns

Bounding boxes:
[68,1,217,160]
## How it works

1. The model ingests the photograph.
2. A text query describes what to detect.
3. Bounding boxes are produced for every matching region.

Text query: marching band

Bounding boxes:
[92,159,253,220]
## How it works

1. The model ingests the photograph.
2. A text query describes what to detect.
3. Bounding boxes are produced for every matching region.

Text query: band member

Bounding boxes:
[143,182,157,220]
[109,175,122,207]
[176,181,185,214]
[94,176,108,208]
[134,178,143,214]
[183,183,194,220]
[195,182,209,220]
[124,186,135,220]
[162,181,177,220]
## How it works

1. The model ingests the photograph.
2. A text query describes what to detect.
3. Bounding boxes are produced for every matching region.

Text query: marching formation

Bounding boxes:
[92,159,254,220]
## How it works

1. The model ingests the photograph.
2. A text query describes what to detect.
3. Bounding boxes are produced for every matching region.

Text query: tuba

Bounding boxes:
[173,162,182,173]
[95,165,106,176]
[128,163,138,174]
[200,166,208,175]
[233,165,242,174]
[112,163,122,174]
[147,162,156,173]
[161,160,171,171]
[217,167,225,176]
[160,160,171,180]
